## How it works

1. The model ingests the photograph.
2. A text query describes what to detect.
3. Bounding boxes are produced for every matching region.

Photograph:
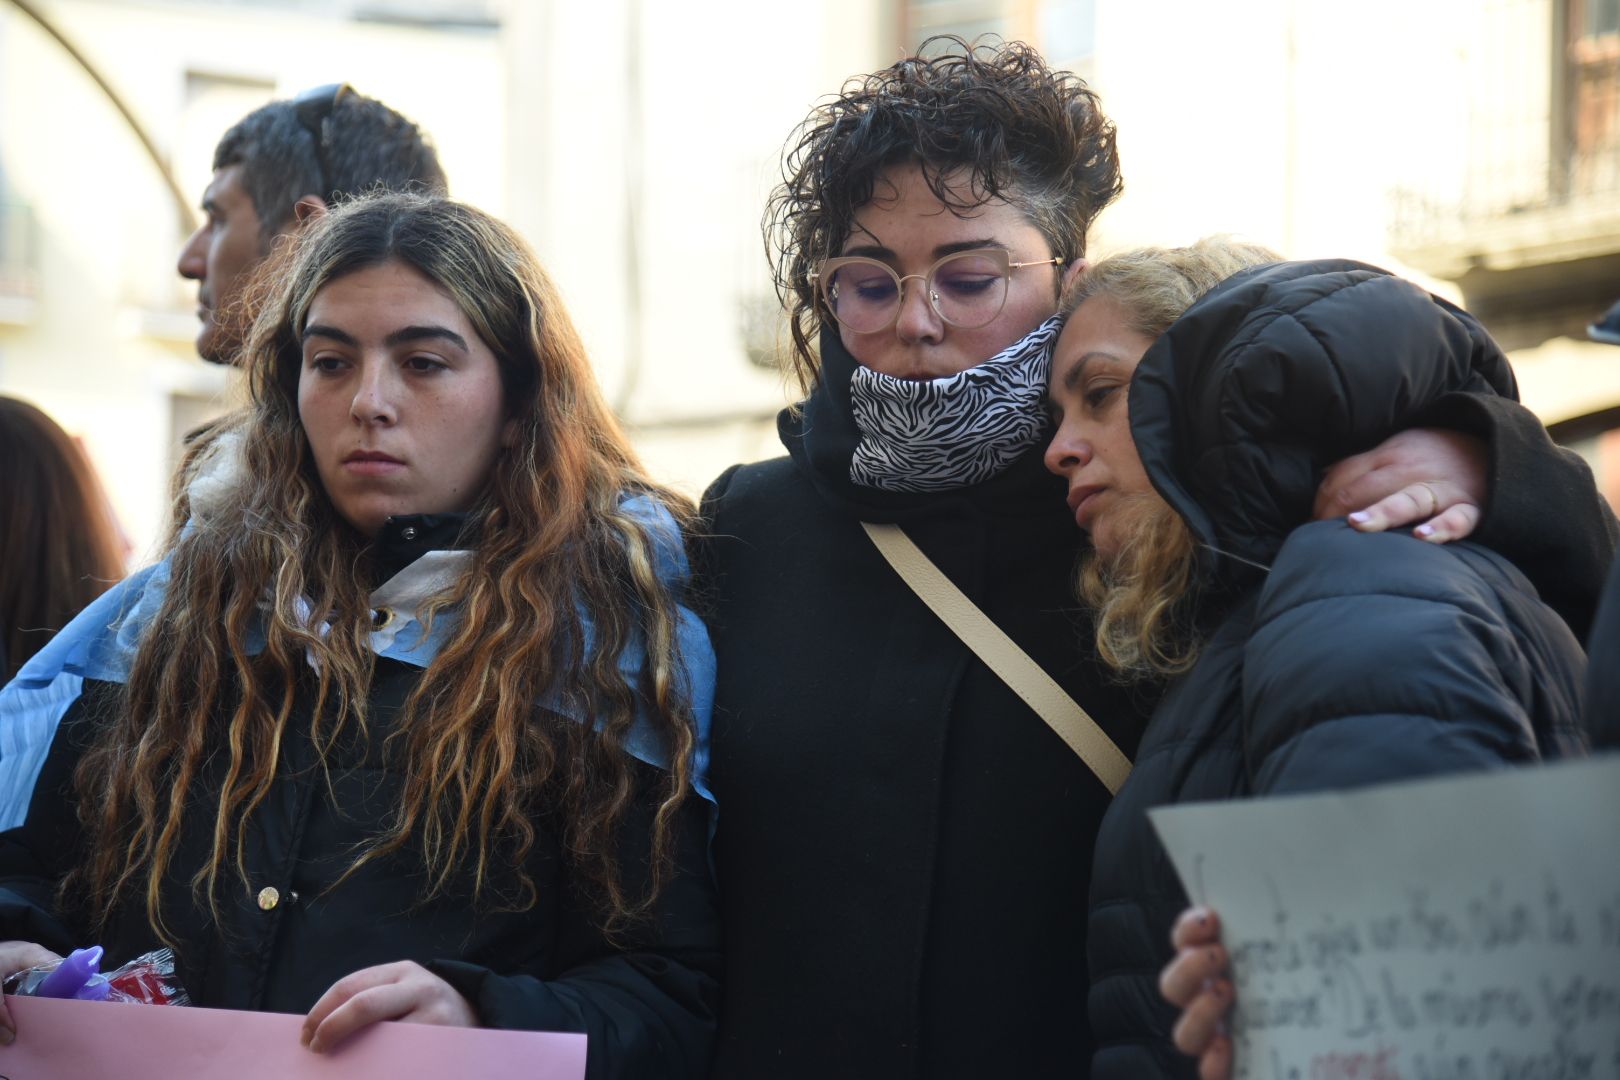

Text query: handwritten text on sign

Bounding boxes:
[1150,758,1620,1080]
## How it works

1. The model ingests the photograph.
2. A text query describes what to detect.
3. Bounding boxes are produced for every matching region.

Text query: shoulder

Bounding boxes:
[1239,521,1584,793]
[696,457,819,555]
[1253,521,1570,687]
[8,561,172,689]
[1247,520,1579,736]
[617,493,695,588]
[700,456,799,515]
[1261,519,1543,622]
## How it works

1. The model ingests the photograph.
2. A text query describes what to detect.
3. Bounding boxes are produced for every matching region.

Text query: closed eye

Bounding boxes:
[1085,384,1120,410]
[850,279,898,302]
[934,273,1000,298]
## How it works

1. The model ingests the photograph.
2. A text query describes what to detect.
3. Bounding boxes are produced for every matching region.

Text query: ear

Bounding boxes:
[1061,257,1090,294]
[292,195,329,225]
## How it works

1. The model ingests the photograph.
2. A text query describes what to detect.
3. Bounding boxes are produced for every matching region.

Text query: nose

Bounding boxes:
[350,360,399,426]
[892,274,944,345]
[1044,419,1091,478]
[177,224,208,282]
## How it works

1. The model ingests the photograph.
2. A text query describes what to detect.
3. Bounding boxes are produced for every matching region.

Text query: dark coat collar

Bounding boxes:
[371,513,473,583]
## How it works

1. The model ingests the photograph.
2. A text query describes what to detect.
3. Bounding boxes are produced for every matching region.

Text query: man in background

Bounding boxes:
[178,84,447,365]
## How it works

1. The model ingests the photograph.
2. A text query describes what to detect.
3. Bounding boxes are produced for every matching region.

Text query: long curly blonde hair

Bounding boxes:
[1064,237,1279,680]
[70,193,699,940]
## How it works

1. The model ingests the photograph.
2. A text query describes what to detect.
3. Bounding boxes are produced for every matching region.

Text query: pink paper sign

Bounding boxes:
[0,994,587,1079]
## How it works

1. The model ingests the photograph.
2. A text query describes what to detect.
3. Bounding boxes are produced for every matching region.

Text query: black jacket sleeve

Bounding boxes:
[430,767,720,1080]
[1241,522,1587,796]
[1415,392,1617,640]
[0,679,117,954]
[1584,560,1620,750]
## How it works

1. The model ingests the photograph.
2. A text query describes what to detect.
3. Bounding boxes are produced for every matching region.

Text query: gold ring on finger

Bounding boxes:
[1415,481,1440,517]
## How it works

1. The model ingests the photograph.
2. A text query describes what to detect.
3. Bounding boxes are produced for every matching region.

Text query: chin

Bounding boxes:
[195,332,222,364]
[329,503,390,539]
[196,332,234,366]
[1089,528,1123,566]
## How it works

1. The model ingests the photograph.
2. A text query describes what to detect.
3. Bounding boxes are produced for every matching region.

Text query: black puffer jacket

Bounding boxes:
[1085,261,1591,1079]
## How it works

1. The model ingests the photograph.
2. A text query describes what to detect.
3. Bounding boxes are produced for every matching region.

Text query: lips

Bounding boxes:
[1067,484,1105,529]
[341,450,405,476]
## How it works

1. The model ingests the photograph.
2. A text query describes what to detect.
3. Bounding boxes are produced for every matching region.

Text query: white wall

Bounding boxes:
[0,0,505,559]
[1087,0,1620,431]
[1091,0,1474,276]
[502,0,893,493]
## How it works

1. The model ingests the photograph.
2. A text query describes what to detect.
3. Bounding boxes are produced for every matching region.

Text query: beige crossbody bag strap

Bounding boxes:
[861,521,1132,795]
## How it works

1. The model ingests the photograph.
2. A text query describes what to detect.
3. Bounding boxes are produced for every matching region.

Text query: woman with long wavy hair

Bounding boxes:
[0,396,125,683]
[0,192,719,1077]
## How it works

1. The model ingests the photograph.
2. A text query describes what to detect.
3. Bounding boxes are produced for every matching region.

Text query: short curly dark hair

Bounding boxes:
[765,37,1123,389]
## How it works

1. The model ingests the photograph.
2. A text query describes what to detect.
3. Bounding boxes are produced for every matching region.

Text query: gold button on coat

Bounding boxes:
[257,886,280,911]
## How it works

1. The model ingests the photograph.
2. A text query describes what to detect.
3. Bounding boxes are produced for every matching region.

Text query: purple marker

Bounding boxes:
[33,946,110,1001]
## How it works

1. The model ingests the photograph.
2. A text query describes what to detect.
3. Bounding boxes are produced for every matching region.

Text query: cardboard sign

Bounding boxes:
[0,994,587,1079]
[1150,757,1620,1078]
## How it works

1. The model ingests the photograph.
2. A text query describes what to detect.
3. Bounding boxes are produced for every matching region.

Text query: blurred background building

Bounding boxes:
[1,0,1616,562]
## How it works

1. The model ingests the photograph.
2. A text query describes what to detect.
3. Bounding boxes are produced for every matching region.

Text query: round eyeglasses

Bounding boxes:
[811,248,1063,334]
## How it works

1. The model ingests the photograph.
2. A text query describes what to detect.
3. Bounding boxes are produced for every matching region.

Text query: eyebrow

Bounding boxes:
[1053,351,1124,398]
[301,324,470,352]
[385,325,470,351]
[840,239,1010,262]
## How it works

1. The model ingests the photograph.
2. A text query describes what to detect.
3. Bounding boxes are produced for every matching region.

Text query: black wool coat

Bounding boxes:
[697,328,1155,1080]
[1085,261,1594,1080]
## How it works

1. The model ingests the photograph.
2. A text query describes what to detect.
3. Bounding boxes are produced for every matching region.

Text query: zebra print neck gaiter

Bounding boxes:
[847,314,1065,493]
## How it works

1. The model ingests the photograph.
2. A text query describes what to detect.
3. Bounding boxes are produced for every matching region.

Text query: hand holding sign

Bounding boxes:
[301,961,479,1053]
[1150,757,1620,1079]
[0,943,61,1046]
[1160,908,1234,1080]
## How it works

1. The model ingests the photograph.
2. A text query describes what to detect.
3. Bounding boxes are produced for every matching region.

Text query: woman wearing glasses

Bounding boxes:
[698,39,1614,1079]
[0,193,719,1077]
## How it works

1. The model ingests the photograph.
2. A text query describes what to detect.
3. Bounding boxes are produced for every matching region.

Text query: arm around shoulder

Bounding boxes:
[1416,391,1617,639]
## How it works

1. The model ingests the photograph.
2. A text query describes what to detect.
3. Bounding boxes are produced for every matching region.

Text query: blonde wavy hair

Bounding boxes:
[69,193,699,940]
[1062,237,1279,680]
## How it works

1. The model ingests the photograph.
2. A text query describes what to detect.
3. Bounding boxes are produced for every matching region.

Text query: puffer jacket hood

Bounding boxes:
[1128,259,1517,583]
